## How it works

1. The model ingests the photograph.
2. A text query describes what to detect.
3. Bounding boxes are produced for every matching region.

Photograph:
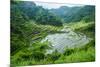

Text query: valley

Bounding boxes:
[11,0,95,66]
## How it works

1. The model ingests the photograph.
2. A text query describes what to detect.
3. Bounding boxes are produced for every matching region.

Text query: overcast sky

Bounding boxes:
[34,1,84,9]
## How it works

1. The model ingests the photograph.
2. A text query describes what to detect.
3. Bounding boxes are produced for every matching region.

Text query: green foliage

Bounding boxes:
[46,50,61,62]
[75,22,95,38]
[50,5,95,23]
[11,39,95,66]
[11,41,51,65]
[63,48,74,56]
[11,1,63,26]
[11,0,62,54]
[11,1,95,66]
[65,21,95,38]
[54,40,95,63]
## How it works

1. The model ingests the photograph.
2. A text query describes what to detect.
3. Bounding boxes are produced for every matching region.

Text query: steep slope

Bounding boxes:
[11,1,63,26]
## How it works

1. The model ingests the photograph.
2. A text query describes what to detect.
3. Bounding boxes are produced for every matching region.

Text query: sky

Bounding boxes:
[34,1,84,9]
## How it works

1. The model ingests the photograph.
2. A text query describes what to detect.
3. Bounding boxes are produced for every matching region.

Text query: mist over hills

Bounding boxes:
[50,5,95,23]
[11,1,95,26]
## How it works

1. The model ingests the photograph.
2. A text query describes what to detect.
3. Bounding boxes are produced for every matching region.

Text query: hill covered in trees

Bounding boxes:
[50,5,95,23]
[11,1,95,66]
[11,1,63,26]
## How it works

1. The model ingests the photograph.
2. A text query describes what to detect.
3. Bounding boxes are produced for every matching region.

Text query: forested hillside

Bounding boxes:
[50,5,95,22]
[11,1,95,66]
[11,1,62,26]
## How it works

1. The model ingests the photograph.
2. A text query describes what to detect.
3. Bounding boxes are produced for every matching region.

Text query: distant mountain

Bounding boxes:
[50,6,70,17]
[11,1,95,24]
[50,5,95,23]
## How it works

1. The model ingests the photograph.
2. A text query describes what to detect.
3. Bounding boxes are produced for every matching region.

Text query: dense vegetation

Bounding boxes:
[11,1,63,26]
[11,1,95,66]
[50,5,95,23]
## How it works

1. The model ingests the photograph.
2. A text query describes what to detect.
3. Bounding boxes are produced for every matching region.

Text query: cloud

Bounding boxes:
[34,1,84,9]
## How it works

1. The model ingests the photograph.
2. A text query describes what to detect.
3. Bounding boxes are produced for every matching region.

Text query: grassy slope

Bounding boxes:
[55,21,95,63]
[11,21,95,66]
[11,21,62,66]
[65,21,95,38]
